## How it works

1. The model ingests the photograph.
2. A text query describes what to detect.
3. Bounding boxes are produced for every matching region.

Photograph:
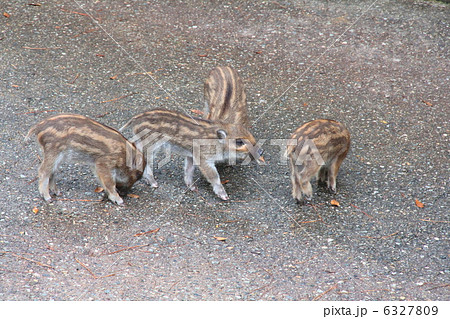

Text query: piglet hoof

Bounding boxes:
[110,196,124,206]
[144,178,158,188]
[145,181,158,188]
[296,196,311,205]
[44,196,55,203]
[219,193,229,201]
[116,201,125,207]
[41,192,54,203]
[327,182,337,193]
[50,190,62,197]
[150,182,159,188]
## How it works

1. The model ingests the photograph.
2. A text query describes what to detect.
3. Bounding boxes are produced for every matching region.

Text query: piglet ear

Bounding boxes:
[216,129,227,141]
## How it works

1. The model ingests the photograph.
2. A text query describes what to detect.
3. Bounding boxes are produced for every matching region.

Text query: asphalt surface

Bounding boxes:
[0,0,448,301]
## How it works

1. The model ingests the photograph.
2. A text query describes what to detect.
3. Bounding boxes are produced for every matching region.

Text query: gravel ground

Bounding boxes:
[0,0,448,301]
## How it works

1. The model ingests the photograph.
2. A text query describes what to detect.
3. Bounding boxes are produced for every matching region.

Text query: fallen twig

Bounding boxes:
[419,218,449,223]
[381,231,399,239]
[425,284,450,291]
[167,279,183,292]
[272,1,287,9]
[249,280,274,294]
[306,203,327,224]
[297,219,319,224]
[104,244,150,255]
[126,71,154,77]
[75,257,97,278]
[361,231,399,240]
[100,93,135,104]
[27,177,38,184]
[133,228,160,237]
[60,8,90,17]
[71,28,98,39]
[68,73,79,84]
[313,284,338,301]
[97,273,116,279]
[350,203,375,219]
[9,252,54,269]
[75,258,115,279]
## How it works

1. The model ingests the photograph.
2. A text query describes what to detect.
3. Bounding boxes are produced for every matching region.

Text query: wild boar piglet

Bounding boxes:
[203,65,249,127]
[287,119,350,203]
[26,114,145,205]
[120,109,264,200]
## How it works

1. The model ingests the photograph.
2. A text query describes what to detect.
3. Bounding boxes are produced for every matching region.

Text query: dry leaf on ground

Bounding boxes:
[190,109,204,115]
[422,100,433,107]
[330,199,340,207]
[415,199,424,208]
[94,187,104,193]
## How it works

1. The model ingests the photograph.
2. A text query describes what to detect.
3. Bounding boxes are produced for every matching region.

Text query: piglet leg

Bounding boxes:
[184,156,197,191]
[198,159,229,201]
[38,152,57,202]
[95,160,124,206]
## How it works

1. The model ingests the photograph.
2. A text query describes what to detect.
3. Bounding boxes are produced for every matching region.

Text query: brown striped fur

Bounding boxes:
[120,109,264,200]
[204,66,249,127]
[287,119,350,202]
[26,114,145,205]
